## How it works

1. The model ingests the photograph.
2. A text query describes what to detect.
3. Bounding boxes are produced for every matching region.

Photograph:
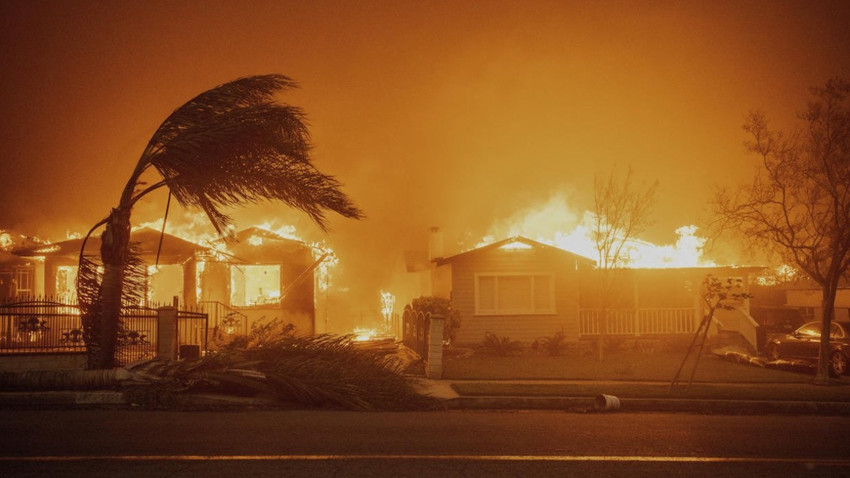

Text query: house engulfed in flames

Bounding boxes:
[2,227,324,335]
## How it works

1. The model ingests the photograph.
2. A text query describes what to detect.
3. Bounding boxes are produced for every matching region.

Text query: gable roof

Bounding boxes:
[434,236,596,266]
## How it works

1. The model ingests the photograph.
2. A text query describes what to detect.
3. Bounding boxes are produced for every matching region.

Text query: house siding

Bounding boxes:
[450,246,581,346]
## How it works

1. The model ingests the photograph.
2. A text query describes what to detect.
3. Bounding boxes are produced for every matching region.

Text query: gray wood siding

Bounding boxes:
[451,247,581,345]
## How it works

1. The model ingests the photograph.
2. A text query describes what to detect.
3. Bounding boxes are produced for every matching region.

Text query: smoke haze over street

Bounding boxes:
[2,1,849,329]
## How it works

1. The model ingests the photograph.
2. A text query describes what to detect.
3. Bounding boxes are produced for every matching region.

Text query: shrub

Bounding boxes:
[534,331,567,356]
[410,296,462,345]
[480,332,523,356]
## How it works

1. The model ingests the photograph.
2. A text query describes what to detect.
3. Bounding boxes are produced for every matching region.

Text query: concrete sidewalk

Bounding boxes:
[2,378,849,414]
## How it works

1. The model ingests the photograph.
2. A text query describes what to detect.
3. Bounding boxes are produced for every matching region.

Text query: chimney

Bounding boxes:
[428,226,445,261]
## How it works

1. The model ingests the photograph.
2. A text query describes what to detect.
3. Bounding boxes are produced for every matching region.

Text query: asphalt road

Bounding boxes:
[2,409,849,477]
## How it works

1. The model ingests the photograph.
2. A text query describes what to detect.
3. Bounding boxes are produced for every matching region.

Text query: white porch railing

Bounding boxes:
[579,308,697,336]
[714,307,760,351]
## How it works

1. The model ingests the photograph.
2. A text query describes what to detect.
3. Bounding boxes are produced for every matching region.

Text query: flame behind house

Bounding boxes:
[473,193,715,268]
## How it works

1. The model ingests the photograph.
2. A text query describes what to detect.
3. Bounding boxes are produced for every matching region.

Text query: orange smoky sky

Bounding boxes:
[1,1,849,323]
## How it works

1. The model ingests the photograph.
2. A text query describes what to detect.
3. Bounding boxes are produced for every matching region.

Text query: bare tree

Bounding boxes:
[78,75,363,369]
[714,78,850,384]
[592,167,658,360]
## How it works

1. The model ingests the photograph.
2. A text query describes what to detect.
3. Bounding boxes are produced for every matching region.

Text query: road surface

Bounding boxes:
[2,409,848,476]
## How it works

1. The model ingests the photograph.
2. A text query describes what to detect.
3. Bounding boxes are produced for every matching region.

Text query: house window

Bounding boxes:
[147,264,184,306]
[475,273,554,315]
[231,264,281,306]
[56,266,78,303]
[15,266,34,296]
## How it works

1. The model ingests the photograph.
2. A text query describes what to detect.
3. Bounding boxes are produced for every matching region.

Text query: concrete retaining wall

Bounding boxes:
[0,353,86,372]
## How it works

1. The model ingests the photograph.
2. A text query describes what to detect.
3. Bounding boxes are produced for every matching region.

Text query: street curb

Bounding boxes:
[445,395,850,415]
[3,390,848,415]
[0,391,125,407]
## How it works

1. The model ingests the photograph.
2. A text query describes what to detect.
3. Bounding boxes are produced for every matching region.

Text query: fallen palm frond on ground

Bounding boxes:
[124,323,440,411]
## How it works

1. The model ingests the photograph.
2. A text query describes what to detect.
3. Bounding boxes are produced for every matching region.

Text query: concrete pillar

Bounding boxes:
[157,306,178,360]
[426,314,445,379]
[183,259,197,308]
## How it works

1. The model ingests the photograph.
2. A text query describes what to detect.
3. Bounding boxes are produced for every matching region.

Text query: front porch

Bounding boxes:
[579,308,698,336]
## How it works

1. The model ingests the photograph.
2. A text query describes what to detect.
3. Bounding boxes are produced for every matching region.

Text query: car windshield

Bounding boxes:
[795,323,821,337]
[795,322,847,338]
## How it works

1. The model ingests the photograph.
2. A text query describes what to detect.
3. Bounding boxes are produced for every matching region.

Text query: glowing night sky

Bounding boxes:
[1,1,849,325]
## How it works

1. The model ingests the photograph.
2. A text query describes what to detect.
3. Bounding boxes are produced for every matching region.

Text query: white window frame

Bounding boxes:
[15,266,34,294]
[474,272,555,315]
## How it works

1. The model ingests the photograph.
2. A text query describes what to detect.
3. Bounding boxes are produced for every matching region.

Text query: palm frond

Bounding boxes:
[148,75,298,151]
[137,75,362,234]
[130,323,441,411]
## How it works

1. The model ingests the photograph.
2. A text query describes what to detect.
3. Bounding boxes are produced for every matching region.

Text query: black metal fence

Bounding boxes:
[0,300,84,353]
[0,298,208,364]
[199,301,249,336]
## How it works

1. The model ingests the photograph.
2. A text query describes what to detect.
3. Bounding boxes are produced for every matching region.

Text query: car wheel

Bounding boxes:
[765,343,781,361]
[830,351,848,377]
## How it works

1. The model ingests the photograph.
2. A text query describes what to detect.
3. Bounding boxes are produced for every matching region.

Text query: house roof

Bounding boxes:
[234,227,309,246]
[434,236,596,266]
[222,227,313,263]
[0,250,27,265]
[12,227,207,261]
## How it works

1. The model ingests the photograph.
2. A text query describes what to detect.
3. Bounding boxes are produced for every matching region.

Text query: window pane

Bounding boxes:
[534,275,552,311]
[478,276,495,311]
[498,276,531,311]
[15,267,33,293]
[798,323,820,337]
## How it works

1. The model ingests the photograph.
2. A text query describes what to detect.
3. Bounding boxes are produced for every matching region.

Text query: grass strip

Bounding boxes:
[450,381,850,402]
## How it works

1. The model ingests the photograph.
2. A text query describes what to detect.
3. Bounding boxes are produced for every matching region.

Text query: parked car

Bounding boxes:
[750,306,805,335]
[765,321,850,376]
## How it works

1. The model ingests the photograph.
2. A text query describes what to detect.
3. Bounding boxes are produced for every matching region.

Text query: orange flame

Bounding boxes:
[476,194,715,268]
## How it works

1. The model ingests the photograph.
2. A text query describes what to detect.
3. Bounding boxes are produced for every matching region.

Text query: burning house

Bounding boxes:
[8,227,206,305]
[430,236,595,344]
[198,227,321,335]
[424,234,764,351]
[0,231,48,302]
[3,226,325,335]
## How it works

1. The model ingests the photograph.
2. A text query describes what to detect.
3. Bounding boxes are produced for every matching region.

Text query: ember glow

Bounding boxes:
[351,327,380,342]
[380,290,396,333]
[0,232,13,251]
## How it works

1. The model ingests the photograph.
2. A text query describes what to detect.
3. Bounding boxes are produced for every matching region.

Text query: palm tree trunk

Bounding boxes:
[92,209,131,369]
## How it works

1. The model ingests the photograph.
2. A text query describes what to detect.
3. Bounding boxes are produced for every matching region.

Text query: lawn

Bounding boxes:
[442,348,823,384]
[443,348,850,402]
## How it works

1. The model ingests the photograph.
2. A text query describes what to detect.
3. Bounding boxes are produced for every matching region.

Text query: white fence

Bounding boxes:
[579,308,697,336]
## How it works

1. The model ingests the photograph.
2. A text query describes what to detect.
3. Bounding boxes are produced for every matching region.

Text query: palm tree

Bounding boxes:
[78,74,363,369]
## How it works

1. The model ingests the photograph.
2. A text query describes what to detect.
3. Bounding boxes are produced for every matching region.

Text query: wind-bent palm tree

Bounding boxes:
[78,75,363,369]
